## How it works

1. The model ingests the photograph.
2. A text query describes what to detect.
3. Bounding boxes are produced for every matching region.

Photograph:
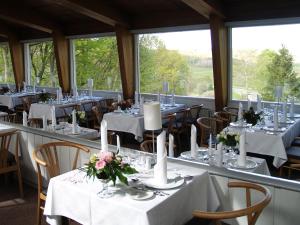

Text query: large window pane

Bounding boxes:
[0,44,14,84]
[29,41,58,87]
[232,24,300,102]
[74,37,121,91]
[139,30,214,97]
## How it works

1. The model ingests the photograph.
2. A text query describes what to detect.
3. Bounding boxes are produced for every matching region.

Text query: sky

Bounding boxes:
[151,24,300,62]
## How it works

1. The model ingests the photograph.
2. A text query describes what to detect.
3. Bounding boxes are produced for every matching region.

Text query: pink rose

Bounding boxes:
[99,151,114,163]
[95,160,106,170]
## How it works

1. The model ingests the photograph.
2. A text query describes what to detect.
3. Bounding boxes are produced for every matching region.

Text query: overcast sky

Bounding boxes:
[152,24,300,62]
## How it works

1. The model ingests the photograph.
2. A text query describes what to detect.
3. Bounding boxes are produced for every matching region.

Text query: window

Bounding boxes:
[0,44,14,84]
[29,41,58,87]
[74,37,121,91]
[138,30,214,97]
[232,24,300,102]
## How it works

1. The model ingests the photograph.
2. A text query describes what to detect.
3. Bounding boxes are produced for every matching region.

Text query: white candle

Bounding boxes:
[238,102,243,125]
[237,132,246,167]
[101,119,108,152]
[216,143,223,167]
[51,106,56,128]
[42,115,47,131]
[22,111,27,127]
[72,110,76,134]
[274,106,278,131]
[191,125,197,158]
[282,101,287,123]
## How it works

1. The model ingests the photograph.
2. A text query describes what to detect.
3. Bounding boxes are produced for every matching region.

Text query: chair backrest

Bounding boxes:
[188,104,203,123]
[223,106,239,122]
[193,181,272,225]
[32,141,90,192]
[214,111,232,127]
[92,105,103,125]
[199,107,213,118]
[162,113,176,134]
[22,97,32,112]
[140,140,176,156]
[82,101,96,112]
[197,117,223,147]
[0,129,18,169]
[175,108,190,129]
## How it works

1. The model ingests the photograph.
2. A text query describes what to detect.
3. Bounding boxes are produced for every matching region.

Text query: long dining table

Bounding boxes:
[44,159,220,225]
[227,114,300,168]
[0,92,39,109]
[103,103,186,141]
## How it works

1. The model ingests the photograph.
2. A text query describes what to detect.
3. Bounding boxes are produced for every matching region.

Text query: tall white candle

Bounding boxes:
[238,102,243,125]
[282,101,287,123]
[22,111,27,127]
[42,115,47,131]
[216,143,223,167]
[51,106,56,128]
[237,132,246,167]
[72,109,76,134]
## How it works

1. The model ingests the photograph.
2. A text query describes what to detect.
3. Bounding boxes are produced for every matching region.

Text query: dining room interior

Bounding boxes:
[1,0,300,225]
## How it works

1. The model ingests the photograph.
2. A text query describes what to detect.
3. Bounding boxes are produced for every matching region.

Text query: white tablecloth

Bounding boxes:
[103,104,186,141]
[228,118,300,168]
[0,92,37,109]
[29,97,103,120]
[44,162,220,225]
[55,124,99,140]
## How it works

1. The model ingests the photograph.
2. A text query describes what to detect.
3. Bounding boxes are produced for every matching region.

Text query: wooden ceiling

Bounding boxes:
[0,0,300,41]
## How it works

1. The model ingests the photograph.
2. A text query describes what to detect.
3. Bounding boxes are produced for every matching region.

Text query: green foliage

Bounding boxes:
[75,37,121,91]
[30,42,58,87]
[0,44,14,84]
[243,107,262,126]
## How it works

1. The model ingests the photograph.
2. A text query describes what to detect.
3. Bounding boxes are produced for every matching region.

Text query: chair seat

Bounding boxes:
[286,146,300,160]
[292,138,300,147]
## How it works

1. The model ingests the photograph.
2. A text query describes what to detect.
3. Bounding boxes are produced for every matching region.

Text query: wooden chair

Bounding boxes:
[140,140,176,156]
[214,111,232,128]
[0,129,23,198]
[187,104,203,127]
[198,107,213,118]
[279,146,300,179]
[172,108,190,151]
[197,117,223,147]
[223,106,239,122]
[91,105,104,130]
[193,181,271,225]
[0,105,16,123]
[32,141,90,225]
[28,118,50,128]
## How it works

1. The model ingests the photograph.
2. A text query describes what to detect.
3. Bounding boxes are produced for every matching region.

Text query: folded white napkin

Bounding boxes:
[51,106,56,127]
[274,106,278,131]
[216,143,223,167]
[191,125,197,158]
[282,101,287,123]
[257,95,262,112]
[154,131,167,185]
[42,115,47,131]
[237,132,246,167]
[290,97,295,117]
[72,109,77,134]
[238,102,243,124]
[22,111,27,126]
[168,134,174,157]
[101,119,108,152]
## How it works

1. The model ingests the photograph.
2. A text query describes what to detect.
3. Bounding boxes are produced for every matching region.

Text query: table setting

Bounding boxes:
[44,128,220,225]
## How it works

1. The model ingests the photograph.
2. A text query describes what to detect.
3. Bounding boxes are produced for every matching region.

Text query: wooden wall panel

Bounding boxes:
[52,30,71,93]
[8,36,25,90]
[210,14,228,111]
[115,25,135,100]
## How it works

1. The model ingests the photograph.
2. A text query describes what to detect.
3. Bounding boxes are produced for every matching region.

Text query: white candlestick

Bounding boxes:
[101,119,108,152]
[216,143,223,167]
[22,111,27,127]
[168,134,174,157]
[238,102,243,125]
[191,125,197,158]
[72,110,76,134]
[274,106,278,131]
[117,135,120,152]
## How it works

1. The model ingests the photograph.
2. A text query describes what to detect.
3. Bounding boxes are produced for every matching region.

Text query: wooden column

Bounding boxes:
[8,35,24,90]
[52,30,71,93]
[115,25,135,100]
[210,14,228,111]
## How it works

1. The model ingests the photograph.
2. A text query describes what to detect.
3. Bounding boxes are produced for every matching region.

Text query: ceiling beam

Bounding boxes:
[0,4,59,33]
[52,0,128,27]
[181,0,224,19]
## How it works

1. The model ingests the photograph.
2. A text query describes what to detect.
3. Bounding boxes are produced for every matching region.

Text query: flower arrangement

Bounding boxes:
[84,151,138,186]
[217,131,239,147]
[243,107,262,126]
[67,111,86,124]
[39,92,51,102]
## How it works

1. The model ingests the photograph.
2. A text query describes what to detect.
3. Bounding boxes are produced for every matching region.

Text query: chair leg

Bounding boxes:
[17,167,24,198]
[37,198,42,225]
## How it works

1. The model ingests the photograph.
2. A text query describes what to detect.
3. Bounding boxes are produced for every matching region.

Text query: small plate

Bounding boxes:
[181,148,208,160]
[263,126,286,132]
[114,109,123,113]
[230,122,252,128]
[128,189,154,201]
[143,176,184,189]
[227,158,258,170]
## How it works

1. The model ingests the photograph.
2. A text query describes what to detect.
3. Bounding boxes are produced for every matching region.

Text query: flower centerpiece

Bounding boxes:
[217,131,239,147]
[39,92,51,102]
[67,111,86,124]
[243,107,262,126]
[85,151,138,185]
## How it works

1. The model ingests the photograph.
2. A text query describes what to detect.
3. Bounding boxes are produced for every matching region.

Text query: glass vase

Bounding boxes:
[97,179,113,198]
